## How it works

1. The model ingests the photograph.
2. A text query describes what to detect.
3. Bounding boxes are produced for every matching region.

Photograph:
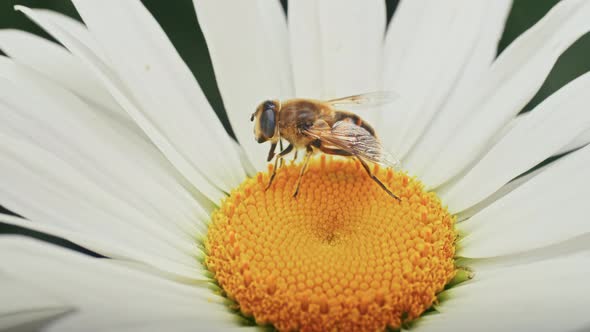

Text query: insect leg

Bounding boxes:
[265,155,281,191]
[265,143,294,191]
[293,146,313,198]
[266,142,278,162]
[356,157,401,202]
[278,139,285,167]
[279,143,294,157]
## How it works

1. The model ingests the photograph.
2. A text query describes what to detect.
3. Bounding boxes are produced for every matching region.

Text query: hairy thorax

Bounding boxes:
[278,99,335,148]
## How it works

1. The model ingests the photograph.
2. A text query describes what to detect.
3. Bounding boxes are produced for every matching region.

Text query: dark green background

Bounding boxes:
[0,0,589,251]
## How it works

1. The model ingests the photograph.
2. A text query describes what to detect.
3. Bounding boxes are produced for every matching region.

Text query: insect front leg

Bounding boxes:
[266,142,278,162]
[265,143,294,191]
[293,146,313,198]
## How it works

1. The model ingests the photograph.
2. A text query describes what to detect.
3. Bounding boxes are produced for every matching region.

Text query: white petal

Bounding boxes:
[0,58,208,228]
[415,252,590,332]
[432,112,535,206]
[69,1,246,192]
[289,0,386,128]
[193,0,293,170]
[440,71,590,213]
[88,321,257,332]
[6,9,149,143]
[418,0,590,187]
[384,0,511,157]
[555,127,590,155]
[0,276,72,331]
[290,0,385,99]
[0,29,121,117]
[30,9,108,59]
[456,163,548,222]
[15,6,229,203]
[0,308,72,332]
[0,213,206,281]
[0,236,239,332]
[287,0,322,99]
[0,22,146,147]
[457,144,590,258]
[0,135,206,279]
[0,60,213,278]
[69,1,247,192]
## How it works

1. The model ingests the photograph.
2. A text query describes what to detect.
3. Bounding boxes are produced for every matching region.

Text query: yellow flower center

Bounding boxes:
[205,157,456,331]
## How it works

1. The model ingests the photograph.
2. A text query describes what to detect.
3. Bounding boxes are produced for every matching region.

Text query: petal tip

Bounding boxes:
[13,5,27,12]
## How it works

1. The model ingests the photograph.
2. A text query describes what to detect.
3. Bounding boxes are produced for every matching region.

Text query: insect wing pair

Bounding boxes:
[305,91,401,170]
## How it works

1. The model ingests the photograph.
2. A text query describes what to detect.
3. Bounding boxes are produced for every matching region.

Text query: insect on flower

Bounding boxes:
[251,91,401,200]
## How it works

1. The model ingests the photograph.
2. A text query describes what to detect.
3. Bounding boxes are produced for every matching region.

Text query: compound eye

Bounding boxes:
[259,104,276,139]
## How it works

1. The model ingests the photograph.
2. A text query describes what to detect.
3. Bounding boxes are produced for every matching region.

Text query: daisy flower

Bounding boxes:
[2,0,590,331]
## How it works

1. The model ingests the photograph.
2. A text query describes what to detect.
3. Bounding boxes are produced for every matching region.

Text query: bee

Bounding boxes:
[251,92,401,201]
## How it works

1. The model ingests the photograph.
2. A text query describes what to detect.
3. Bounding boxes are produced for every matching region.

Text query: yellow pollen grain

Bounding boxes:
[205,156,456,331]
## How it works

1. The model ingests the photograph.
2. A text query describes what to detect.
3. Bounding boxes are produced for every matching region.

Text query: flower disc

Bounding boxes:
[205,157,456,331]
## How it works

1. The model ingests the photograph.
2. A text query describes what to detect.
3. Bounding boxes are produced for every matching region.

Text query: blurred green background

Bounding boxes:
[0,0,589,251]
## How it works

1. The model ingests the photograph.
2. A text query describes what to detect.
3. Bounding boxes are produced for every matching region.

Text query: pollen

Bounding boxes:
[205,156,456,331]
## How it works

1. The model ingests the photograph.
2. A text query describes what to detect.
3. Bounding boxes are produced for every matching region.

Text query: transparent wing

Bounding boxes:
[324,91,399,110]
[305,120,401,169]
